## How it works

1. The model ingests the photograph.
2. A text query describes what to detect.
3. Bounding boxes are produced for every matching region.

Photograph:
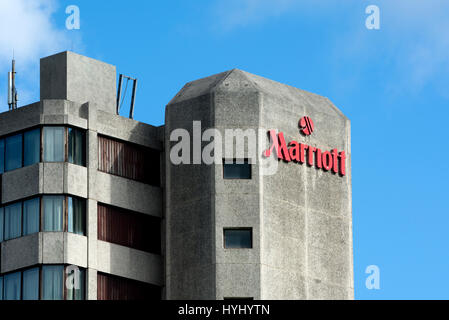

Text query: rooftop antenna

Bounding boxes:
[8,51,18,110]
[116,74,137,119]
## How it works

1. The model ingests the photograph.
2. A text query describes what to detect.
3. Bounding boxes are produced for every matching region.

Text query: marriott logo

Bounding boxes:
[263,116,347,176]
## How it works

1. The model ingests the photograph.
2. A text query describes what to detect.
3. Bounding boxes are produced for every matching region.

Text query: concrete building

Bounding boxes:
[0,51,352,300]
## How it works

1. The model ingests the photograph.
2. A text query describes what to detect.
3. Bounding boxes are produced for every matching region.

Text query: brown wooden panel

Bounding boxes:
[97,203,161,254]
[98,135,160,186]
[97,272,161,300]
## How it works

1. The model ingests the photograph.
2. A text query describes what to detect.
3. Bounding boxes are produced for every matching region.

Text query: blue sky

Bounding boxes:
[1,0,448,299]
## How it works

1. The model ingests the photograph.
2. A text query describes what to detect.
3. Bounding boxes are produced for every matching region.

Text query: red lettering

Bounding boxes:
[331,149,338,174]
[288,141,300,162]
[339,151,346,176]
[316,148,322,168]
[322,151,332,171]
[307,146,316,166]
[263,130,347,177]
[264,130,291,161]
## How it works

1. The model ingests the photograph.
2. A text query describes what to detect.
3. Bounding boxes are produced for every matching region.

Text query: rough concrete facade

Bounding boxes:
[0,51,352,300]
[165,69,353,299]
[0,52,163,299]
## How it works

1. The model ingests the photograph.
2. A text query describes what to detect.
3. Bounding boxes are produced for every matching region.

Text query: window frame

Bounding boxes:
[0,195,86,244]
[0,265,86,300]
[0,125,87,175]
[223,228,253,249]
[4,133,23,172]
[222,158,252,180]
[23,128,41,167]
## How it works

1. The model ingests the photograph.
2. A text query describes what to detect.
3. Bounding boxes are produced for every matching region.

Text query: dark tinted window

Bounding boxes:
[4,272,21,300]
[223,159,251,179]
[68,128,86,166]
[68,197,86,236]
[24,128,40,166]
[4,202,22,241]
[23,198,40,236]
[5,134,22,171]
[22,268,39,300]
[0,207,3,242]
[0,139,4,174]
[0,276,3,300]
[224,229,252,248]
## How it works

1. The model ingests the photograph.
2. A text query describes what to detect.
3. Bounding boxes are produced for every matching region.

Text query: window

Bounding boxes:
[223,159,251,179]
[43,127,65,162]
[224,228,253,248]
[0,276,3,300]
[0,207,3,242]
[23,198,40,236]
[0,126,87,173]
[4,202,22,241]
[68,197,85,236]
[98,203,161,254]
[98,135,160,186]
[22,268,39,300]
[42,265,64,300]
[0,266,85,300]
[68,128,86,166]
[66,268,86,300]
[24,128,40,166]
[4,272,21,300]
[0,139,4,174]
[5,134,22,172]
[0,195,86,243]
[43,196,64,232]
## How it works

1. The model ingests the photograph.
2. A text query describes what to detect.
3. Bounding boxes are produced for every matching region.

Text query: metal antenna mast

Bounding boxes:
[8,55,18,110]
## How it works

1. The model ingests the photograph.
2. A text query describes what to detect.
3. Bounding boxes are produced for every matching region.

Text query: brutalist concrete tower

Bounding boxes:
[165,69,353,299]
[0,52,163,300]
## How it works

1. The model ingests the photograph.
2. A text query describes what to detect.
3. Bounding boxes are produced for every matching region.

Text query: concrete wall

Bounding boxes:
[165,89,216,299]
[165,69,353,300]
[40,51,117,115]
[1,232,87,273]
[0,82,163,299]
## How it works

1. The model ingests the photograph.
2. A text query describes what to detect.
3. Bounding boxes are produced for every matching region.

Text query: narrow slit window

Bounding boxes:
[223,159,251,179]
[224,228,253,249]
[68,197,86,236]
[68,128,86,166]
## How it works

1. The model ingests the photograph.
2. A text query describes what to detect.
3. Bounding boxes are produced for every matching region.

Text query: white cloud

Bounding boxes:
[382,1,449,93]
[0,0,78,111]
[213,0,449,98]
